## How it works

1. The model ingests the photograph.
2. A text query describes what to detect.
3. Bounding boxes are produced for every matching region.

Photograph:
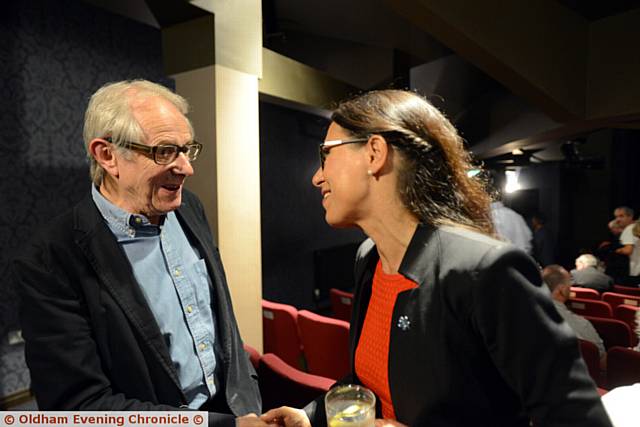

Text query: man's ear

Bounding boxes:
[89,138,119,179]
[365,134,391,176]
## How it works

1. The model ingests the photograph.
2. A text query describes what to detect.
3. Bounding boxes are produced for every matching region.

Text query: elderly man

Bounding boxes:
[542,265,605,358]
[13,81,266,427]
[571,254,613,292]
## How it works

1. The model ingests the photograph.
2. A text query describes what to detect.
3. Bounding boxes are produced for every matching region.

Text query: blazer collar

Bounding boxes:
[398,223,439,287]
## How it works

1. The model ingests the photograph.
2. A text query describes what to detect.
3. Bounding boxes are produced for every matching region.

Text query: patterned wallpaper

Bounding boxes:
[0,0,172,398]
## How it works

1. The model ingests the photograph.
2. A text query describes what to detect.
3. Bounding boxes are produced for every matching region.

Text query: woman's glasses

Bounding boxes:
[318,138,369,169]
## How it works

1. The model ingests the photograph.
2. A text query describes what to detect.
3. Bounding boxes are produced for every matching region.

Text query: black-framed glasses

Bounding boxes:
[105,138,203,165]
[318,137,369,169]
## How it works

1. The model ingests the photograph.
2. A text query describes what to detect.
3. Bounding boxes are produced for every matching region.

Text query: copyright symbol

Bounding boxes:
[4,415,15,425]
[193,414,204,425]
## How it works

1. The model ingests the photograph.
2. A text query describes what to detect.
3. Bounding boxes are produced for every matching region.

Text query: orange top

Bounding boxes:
[354,260,418,420]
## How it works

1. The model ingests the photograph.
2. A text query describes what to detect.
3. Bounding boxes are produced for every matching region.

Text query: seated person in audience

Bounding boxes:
[571,254,614,292]
[543,265,606,358]
[262,90,611,427]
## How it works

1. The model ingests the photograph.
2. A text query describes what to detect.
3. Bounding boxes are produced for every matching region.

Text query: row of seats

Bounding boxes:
[243,344,334,411]
[579,341,640,389]
[570,287,640,304]
[567,289,639,346]
[262,299,350,380]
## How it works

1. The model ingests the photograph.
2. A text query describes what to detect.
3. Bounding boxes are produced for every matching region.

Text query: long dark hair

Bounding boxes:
[331,89,493,234]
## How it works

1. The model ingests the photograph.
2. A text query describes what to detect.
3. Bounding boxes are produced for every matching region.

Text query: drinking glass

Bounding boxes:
[325,384,376,427]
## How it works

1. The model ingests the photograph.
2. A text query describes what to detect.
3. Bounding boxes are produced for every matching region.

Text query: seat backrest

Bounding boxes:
[584,316,633,350]
[329,288,354,322]
[602,292,640,310]
[570,287,601,300]
[606,346,640,389]
[613,305,639,347]
[243,343,261,370]
[258,353,334,411]
[567,298,612,318]
[578,339,603,387]
[261,299,303,369]
[297,309,350,380]
[612,285,640,297]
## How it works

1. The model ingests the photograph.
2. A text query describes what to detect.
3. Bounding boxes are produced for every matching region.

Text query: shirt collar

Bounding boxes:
[91,185,162,240]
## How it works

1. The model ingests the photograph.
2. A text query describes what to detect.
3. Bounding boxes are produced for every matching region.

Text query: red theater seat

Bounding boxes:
[585,316,633,350]
[258,353,334,411]
[578,339,604,387]
[612,285,640,297]
[613,305,639,347]
[606,347,640,389]
[602,292,640,310]
[570,287,601,300]
[329,288,354,322]
[567,298,612,318]
[297,310,350,380]
[262,300,303,369]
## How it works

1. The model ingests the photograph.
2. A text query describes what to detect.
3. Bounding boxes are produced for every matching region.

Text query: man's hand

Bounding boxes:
[374,419,407,427]
[260,406,310,427]
[237,413,278,427]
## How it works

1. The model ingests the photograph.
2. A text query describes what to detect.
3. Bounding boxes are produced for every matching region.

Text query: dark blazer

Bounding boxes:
[571,267,613,293]
[13,190,260,426]
[307,225,611,427]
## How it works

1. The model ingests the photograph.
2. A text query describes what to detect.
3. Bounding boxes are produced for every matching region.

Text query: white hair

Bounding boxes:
[576,254,598,268]
[83,80,193,185]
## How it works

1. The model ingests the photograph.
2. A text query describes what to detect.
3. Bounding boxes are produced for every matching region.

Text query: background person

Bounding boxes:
[531,211,555,267]
[12,80,267,427]
[263,90,611,427]
[571,254,614,293]
[543,264,606,358]
[489,171,533,254]
[617,216,640,285]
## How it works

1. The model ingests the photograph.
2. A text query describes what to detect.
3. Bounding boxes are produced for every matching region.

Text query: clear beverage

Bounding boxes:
[325,385,376,427]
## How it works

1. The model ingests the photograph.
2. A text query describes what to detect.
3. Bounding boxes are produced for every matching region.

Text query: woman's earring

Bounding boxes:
[367,170,373,177]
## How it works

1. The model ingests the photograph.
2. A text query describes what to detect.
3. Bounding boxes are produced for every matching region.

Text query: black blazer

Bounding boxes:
[307,225,611,427]
[13,190,260,426]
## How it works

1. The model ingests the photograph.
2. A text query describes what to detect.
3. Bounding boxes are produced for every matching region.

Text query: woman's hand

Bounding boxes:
[260,406,310,427]
[375,419,408,427]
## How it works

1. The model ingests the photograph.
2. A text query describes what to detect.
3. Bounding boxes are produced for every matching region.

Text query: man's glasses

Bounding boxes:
[105,138,203,165]
[318,137,369,169]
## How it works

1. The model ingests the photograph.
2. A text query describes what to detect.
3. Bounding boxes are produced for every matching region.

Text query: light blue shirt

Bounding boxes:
[91,186,218,409]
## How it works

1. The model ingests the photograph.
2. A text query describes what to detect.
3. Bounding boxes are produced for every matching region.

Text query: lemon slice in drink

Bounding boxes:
[328,404,366,427]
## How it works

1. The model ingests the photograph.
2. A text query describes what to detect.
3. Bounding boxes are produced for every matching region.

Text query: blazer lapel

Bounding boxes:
[175,196,234,364]
[72,196,185,398]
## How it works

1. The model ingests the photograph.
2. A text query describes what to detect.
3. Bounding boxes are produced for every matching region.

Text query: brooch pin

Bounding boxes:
[397,315,411,331]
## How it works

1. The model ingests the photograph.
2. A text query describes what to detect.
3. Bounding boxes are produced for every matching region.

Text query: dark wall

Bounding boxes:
[611,129,640,214]
[259,101,365,311]
[0,0,171,398]
[508,130,624,270]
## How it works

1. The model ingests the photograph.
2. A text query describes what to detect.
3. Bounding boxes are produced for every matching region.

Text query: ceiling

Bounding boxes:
[83,0,640,162]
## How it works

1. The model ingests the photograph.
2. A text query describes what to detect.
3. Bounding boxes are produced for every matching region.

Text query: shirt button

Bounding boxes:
[186,305,193,313]
[174,269,181,277]
[207,377,214,384]
[199,343,207,351]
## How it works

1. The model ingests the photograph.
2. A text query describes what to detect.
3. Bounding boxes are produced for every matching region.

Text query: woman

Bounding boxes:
[263,90,611,426]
